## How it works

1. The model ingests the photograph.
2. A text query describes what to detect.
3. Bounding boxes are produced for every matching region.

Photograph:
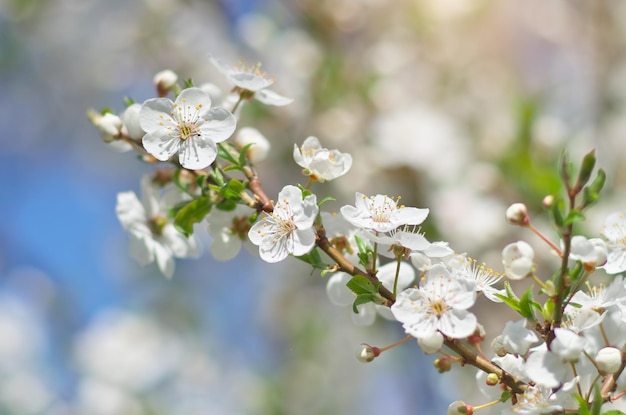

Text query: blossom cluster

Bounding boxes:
[89,55,626,415]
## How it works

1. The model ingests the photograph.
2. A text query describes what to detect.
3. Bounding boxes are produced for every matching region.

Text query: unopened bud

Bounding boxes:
[448,401,473,415]
[506,203,529,226]
[596,346,622,374]
[486,373,500,386]
[542,195,555,208]
[434,356,452,373]
[491,335,507,357]
[153,69,178,97]
[418,331,444,354]
[357,344,380,363]
[468,324,485,345]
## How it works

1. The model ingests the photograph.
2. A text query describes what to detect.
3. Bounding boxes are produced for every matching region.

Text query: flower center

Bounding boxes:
[428,299,450,319]
[148,216,168,236]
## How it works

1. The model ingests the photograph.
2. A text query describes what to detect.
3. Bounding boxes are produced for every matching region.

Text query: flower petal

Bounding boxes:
[142,130,180,161]
[198,107,237,143]
[178,136,217,170]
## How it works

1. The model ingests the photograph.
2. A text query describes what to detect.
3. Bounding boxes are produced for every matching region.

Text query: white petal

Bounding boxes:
[116,192,146,230]
[174,87,212,110]
[153,241,175,278]
[178,136,217,170]
[139,98,174,133]
[326,272,354,306]
[209,232,242,261]
[291,228,316,256]
[128,233,154,266]
[142,130,180,161]
[198,107,237,143]
[255,89,293,106]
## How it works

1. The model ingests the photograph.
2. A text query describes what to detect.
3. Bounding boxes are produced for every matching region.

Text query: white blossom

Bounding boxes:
[293,136,352,182]
[140,87,236,170]
[391,264,477,339]
[116,176,200,278]
[596,347,622,374]
[233,127,271,163]
[568,235,608,268]
[501,319,539,355]
[601,212,626,274]
[206,205,255,261]
[248,185,318,263]
[340,193,429,234]
[209,54,293,106]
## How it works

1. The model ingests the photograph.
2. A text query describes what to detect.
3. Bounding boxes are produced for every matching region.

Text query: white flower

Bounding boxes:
[501,385,564,415]
[501,319,539,355]
[233,127,271,163]
[206,205,255,261]
[140,87,236,170]
[391,264,477,339]
[568,235,607,269]
[87,110,132,152]
[293,136,352,182]
[418,331,444,354]
[340,193,429,234]
[209,54,293,106]
[502,241,534,280]
[248,185,318,263]
[452,257,504,303]
[525,347,567,388]
[116,176,200,278]
[551,328,585,363]
[601,212,626,274]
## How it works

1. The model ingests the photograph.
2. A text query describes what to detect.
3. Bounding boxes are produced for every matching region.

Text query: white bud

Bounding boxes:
[506,203,529,226]
[356,344,379,363]
[448,400,469,415]
[491,335,507,357]
[502,241,534,280]
[596,347,622,374]
[153,69,178,96]
[90,111,122,142]
[234,127,271,163]
[417,331,444,354]
[120,103,144,140]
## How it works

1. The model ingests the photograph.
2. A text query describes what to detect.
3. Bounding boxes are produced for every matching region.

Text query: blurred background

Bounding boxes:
[1,0,626,414]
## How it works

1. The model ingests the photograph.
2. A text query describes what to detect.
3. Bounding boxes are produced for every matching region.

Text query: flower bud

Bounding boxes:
[448,401,472,415]
[506,203,529,226]
[153,69,178,97]
[120,103,144,140]
[468,323,485,345]
[491,335,507,357]
[596,346,622,374]
[234,127,271,164]
[357,344,380,363]
[542,195,555,208]
[417,331,444,354]
[486,373,500,386]
[434,356,452,373]
[502,241,534,280]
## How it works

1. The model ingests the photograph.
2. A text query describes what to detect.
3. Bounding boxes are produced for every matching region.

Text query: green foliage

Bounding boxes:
[346,275,383,314]
[296,248,329,271]
[496,282,540,321]
[173,196,212,237]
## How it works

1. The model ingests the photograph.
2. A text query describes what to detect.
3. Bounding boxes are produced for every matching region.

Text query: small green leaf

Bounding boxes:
[352,293,381,314]
[217,143,239,165]
[220,179,245,201]
[576,149,596,190]
[601,411,626,415]
[574,393,591,415]
[123,96,135,107]
[564,210,586,226]
[238,143,254,166]
[296,248,328,271]
[591,384,603,415]
[173,196,212,237]
[519,286,541,321]
[346,275,380,296]
[499,390,513,403]
[495,281,521,314]
[318,196,336,207]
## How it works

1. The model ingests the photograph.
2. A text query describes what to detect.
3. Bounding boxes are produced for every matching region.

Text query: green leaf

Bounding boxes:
[318,196,336,207]
[123,96,135,107]
[564,210,586,226]
[602,411,626,415]
[238,143,254,166]
[346,275,380,296]
[495,281,522,315]
[352,293,381,314]
[499,390,513,403]
[574,393,591,415]
[219,178,245,201]
[217,143,239,165]
[296,248,328,271]
[576,149,596,190]
[582,169,606,209]
[591,384,603,415]
[173,196,212,237]
[518,286,541,321]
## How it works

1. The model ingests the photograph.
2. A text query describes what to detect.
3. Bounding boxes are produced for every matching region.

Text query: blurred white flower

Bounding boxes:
[501,319,539,355]
[234,127,271,163]
[206,204,255,261]
[140,87,236,170]
[120,103,144,141]
[567,235,607,269]
[116,176,200,278]
[87,110,132,152]
[293,136,352,182]
[601,212,626,274]
[209,54,293,106]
